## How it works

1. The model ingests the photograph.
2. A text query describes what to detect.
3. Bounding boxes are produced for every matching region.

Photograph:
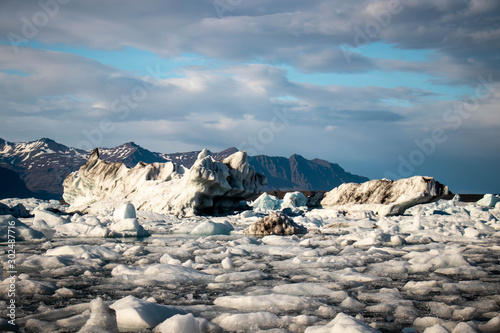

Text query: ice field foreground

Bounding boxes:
[1,195,500,332]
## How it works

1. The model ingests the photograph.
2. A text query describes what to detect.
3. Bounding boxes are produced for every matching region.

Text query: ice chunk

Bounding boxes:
[0,215,45,241]
[273,283,348,302]
[340,297,366,312]
[476,194,500,208]
[214,312,281,331]
[413,317,446,332]
[478,316,500,333]
[464,227,480,238]
[221,257,233,270]
[321,176,448,216]
[403,281,442,296]
[54,222,109,238]
[282,191,308,209]
[78,297,118,333]
[111,264,214,284]
[45,245,119,260]
[214,294,322,312]
[153,313,200,333]
[109,218,150,238]
[423,325,451,333]
[189,221,234,235]
[215,270,267,283]
[250,193,283,211]
[34,209,69,227]
[304,313,380,333]
[113,202,137,220]
[451,322,480,333]
[0,278,56,296]
[110,296,187,331]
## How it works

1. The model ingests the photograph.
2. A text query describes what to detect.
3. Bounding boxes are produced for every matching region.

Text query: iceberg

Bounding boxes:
[476,194,500,208]
[0,215,45,241]
[321,176,449,216]
[281,191,307,209]
[250,192,282,211]
[63,148,266,217]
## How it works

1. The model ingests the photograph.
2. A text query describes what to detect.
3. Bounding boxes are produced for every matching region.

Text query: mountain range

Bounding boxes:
[0,138,368,200]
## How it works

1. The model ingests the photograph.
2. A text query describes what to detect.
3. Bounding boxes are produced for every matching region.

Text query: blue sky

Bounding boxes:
[0,0,499,193]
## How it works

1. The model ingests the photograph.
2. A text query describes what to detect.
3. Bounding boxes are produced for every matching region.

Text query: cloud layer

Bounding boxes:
[0,0,499,193]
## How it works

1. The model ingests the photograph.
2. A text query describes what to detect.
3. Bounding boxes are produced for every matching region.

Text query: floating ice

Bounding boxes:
[113,202,137,220]
[34,209,69,227]
[54,222,109,238]
[282,191,308,209]
[250,192,283,211]
[214,270,267,283]
[111,264,214,284]
[321,176,448,216]
[214,294,322,312]
[189,220,234,235]
[273,283,348,302]
[109,217,150,238]
[45,245,119,260]
[214,312,281,331]
[0,201,29,217]
[476,194,500,208]
[153,313,200,333]
[78,297,118,333]
[110,296,187,331]
[304,313,380,332]
[0,215,45,241]
[63,148,265,216]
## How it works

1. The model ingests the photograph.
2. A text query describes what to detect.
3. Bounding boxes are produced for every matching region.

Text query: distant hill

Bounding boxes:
[0,166,36,199]
[249,154,368,191]
[0,138,87,199]
[0,138,369,199]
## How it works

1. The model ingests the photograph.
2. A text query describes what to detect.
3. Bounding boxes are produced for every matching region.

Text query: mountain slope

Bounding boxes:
[0,166,36,199]
[98,142,167,167]
[0,138,87,199]
[249,154,369,191]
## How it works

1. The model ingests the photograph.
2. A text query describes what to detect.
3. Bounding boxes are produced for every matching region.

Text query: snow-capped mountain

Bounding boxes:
[98,142,167,167]
[0,138,369,200]
[0,138,87,199]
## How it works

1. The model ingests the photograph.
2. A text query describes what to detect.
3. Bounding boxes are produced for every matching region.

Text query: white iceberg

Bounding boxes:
[189,220,234,235]
[110,296,187,332]
[63,148,266,217]
[250,192,282,211]
[321,176,449,216]
[0,215,45,241]
[281,191,308,209]
[476,194,500,208]
[304,313,380,332]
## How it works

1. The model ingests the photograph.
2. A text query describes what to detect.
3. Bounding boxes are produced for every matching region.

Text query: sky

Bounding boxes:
[0,0,499,194]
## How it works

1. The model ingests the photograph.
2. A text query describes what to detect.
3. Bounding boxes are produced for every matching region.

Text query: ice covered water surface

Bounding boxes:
[1,198,500,332]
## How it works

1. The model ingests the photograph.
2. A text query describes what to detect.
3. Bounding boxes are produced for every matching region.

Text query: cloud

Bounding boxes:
[1,0,497,84]
[0,0,498,192]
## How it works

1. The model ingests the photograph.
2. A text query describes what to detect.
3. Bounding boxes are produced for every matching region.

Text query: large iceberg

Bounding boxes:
[63,148,266,216]
[321,176,449,216]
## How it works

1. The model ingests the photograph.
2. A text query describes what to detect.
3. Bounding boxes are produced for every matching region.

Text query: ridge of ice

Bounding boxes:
[321,176,449,216]
[63,148,266,216]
